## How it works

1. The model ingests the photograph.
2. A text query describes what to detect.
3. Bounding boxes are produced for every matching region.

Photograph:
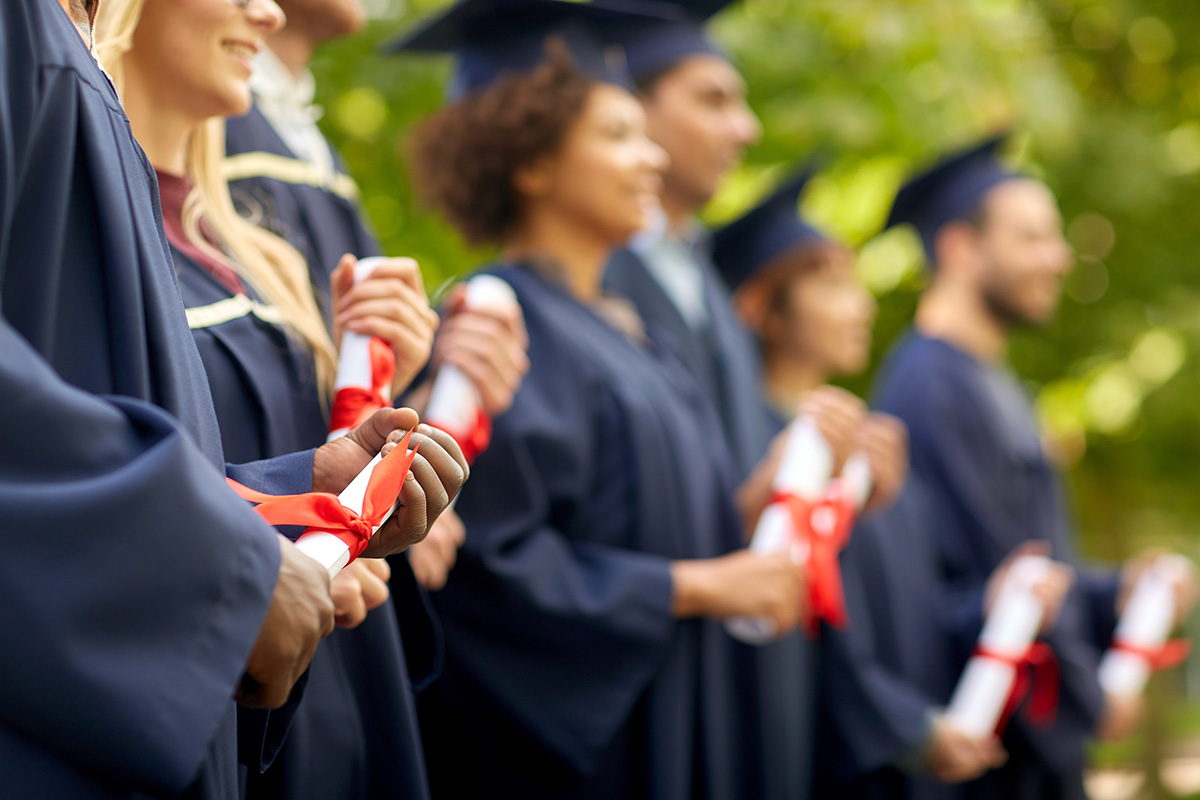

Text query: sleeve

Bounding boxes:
[1077,566,1121,651]
[437,363,676,775]
[820,538,937,779]
[0,318,281,795]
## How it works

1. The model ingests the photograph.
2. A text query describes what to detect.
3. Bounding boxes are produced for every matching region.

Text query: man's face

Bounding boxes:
[640,54,761,214]
[276,0,365,41]
[975,179,1074,327]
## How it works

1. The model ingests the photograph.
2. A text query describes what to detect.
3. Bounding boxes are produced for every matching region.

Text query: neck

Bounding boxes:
[55,0,90,44]
[267,28,316,79]
[121,76,193,174]
[659,184,699,235]
[915,276,1008,362]
[505,211,612,302]
[763,356,828,418]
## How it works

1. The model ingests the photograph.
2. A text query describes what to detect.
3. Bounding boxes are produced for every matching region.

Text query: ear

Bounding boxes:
[512,155,557,202]
[934,220,983,282]
[732,280,773,334]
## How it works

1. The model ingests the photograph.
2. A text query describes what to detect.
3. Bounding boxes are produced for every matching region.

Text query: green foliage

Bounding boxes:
[311,0,1200,568]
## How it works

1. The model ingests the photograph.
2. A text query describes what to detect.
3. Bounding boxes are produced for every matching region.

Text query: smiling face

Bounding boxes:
[523,82,669,248]
[125,0,285,124]
[640,54,761,215]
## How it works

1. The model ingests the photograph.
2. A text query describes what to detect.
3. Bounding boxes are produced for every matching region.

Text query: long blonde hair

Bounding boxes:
[95,0,338,401]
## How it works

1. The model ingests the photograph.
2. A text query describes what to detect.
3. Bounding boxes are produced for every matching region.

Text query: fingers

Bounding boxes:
[331,570,369,629]
[434,310,530,416]
[349,407,421,457]
[334,257,426,305]
[413,423,470,495]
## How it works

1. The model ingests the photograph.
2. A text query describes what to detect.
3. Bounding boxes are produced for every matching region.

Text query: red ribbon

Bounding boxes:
[770,481,857,636]
[1111,638,1191,672]
[429,407,493,465]
[228,430,418,563]
[329,337,395,434]
[974,642,1059,735]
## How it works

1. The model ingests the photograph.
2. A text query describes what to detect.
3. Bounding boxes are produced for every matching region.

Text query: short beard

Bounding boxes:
[981,281,1039,331]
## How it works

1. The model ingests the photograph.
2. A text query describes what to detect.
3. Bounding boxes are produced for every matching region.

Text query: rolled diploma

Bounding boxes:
[725,417,834,644]
[945,555,1051,737]
[328,257,390,442]
[1098,554,1190,695]
[293,452,399,578]
[423,275,518,450]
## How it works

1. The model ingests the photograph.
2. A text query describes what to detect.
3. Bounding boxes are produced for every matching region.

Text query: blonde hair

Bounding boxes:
[95,0,338,402]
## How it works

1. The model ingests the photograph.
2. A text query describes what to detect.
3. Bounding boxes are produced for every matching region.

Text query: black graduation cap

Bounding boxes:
[611,0,736,84]
[886,133,1023,262]
[384,0,684,98]
[711,162,828,291]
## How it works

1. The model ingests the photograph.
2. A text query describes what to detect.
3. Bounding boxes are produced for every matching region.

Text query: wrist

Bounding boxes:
[670,560,715,619]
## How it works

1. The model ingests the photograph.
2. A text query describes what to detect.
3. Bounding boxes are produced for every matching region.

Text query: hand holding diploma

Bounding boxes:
[1097,552,1197,740]
[331,255,441,399]
[946,544,1074,738]
[923,713,1007,784]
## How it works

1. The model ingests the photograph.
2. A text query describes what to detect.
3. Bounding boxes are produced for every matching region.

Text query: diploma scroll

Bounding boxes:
[1098,554,1192,696]
[945,555,1051,737]
[424,275,519,465]
[328,256,394,442]
[230,431,418,580]
[726,417,872,645]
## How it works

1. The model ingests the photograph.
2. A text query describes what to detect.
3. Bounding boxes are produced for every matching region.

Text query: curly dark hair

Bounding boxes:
[408,41,594,247]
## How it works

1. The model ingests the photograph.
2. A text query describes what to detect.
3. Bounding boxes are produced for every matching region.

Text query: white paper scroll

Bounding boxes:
[328,256,390,442]
[423,275,519,450]
[1099,554,1192,695]
[292,451,403,579]
[725,416,873,645]
[945,555,1051,737]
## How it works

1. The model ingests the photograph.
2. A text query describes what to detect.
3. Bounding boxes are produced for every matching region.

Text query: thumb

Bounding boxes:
[331,254,358,303]
[347,407,421,457]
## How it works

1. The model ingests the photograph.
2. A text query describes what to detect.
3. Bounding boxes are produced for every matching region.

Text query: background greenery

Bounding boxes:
[308,0,1200,789]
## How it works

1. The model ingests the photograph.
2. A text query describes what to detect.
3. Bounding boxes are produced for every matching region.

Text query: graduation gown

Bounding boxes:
[872,331,1120,800]
[165,183,435,800]
[224,104,378,311]
[816,481,973,800]
[0,2,289,797]
[419,264,753,800]
[605,249,812,800]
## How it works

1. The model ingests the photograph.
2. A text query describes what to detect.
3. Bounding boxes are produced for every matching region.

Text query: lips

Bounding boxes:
[222,40,259,70]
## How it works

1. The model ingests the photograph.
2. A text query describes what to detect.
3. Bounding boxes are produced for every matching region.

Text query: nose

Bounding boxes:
[246,0,286,34]
[732,100,761,147]
[643,137,670,175]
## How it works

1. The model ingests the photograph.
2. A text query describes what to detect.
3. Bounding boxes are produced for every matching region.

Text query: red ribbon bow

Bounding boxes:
[228,430,418,563]
[329,337,396,434]
[430,407,493,466]
[770,481,857,636]
[1111,638,1191,672]
[974,642,1059,736]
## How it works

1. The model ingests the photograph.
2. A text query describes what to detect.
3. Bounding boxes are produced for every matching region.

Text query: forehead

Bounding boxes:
[982,178,1061,226]
[659,53,746,96]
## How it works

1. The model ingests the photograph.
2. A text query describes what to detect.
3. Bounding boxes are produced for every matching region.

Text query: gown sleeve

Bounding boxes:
[0,318,280,795]
[437,351,676,774]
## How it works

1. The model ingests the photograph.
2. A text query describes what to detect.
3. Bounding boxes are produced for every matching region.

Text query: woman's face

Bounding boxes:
[768,247,877,378]
[127,0,285,124]
[538,83,668,246]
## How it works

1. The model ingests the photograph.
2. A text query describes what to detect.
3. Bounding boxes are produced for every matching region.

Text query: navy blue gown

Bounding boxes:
[225,105,379,316]
[873,331,1120,800]
[816,480,975,800]
[419,264,754,799]
[0,2,295,797]
[160,171,435,800]
[605,248,811,800]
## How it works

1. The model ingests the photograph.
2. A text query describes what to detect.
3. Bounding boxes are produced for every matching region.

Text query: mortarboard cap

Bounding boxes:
[385,0,683,98]
[886,134,1023,263]
[611,0,735,83]
[711,162,829,291]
